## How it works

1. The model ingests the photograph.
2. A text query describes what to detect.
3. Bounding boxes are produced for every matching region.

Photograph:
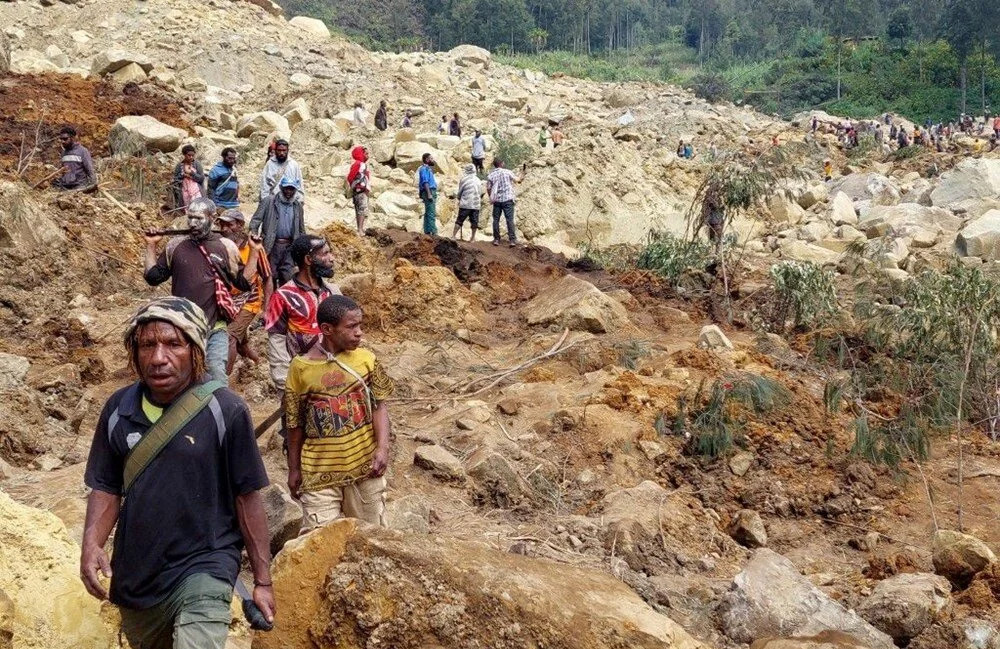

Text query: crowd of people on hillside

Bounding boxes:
[50,95,576,646]
[810,110,1000,155]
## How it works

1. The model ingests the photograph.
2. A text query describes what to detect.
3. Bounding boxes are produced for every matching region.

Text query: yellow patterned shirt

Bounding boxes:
[283,348,394,491]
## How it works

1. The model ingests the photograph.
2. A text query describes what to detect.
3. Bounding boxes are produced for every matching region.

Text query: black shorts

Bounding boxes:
[472,157,484,170]
[457,208,480,228]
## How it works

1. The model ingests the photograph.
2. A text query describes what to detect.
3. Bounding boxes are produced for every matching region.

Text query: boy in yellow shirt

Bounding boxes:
[283,295,394,531]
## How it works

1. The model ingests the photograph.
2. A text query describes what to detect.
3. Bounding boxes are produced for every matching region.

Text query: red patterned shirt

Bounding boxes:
[264,278,340,356]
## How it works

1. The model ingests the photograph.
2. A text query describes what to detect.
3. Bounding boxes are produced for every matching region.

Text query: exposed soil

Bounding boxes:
[0,74,187,181]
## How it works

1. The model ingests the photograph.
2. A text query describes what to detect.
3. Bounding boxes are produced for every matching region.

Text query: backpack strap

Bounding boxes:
[122,380,226,494]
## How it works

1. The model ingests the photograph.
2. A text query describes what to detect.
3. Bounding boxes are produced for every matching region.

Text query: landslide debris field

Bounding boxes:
[3,2,1000,648]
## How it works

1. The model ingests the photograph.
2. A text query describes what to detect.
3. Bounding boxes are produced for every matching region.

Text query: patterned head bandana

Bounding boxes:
[124,297,209,354]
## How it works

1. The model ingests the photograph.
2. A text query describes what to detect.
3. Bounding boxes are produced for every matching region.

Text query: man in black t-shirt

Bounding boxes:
[81,297,274,649]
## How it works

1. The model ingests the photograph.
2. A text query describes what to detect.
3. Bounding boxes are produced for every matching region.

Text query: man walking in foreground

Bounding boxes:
[81,297,274,649]
[486,157,522,247]
[285,295,394,530]
[418,152,438,235]
[144,198,259,384]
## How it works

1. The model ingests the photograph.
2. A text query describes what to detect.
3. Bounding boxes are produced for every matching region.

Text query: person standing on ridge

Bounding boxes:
[486,157,522,248]
[347,145,371,236]
[375,100,388,132]
[454,163,482,242]
[471,129,486,175]
[81,297,274,649]
[353,102,367,128]
[418,152,438,236]
[449,112,462,137]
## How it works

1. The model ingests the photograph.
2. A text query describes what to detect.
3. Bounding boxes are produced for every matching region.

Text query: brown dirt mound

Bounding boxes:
[0,74,188,179]
[321,223,380,275]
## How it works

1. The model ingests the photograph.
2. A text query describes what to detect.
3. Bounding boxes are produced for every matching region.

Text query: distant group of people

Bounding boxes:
[810,110,1000,155]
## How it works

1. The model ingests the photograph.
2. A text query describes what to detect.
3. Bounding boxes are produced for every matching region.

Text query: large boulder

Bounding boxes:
[260,484,301,557]
[253,519,709,649]
[109,115,187,154]
[109,61,148,84]
[857,573,950,644]
[0,491,116,648]
[0,182,64,251]
[830,191,858,226]
[956,210,1000,260]
[768,194,807,224]
[90,48,153,76]
[797,183,829,209]
[604,87,640,108]
[449,44,491,68]
[699,325,734,350]
[288,16,330,38]
[719,549,894,649]
[728,509,768,548]
[413,444,466,482]
[10,49,61,74]
[856,204,959,245]
[930,158,1000,208]
[281,98,311,128]
[235,111,290,138]
[830,173,900,206]
[371,138,396,164]
[521,275,629,333]
[750,633,875,648]
[932,529,996,588]
[393,141,455,175]
[0,353,30,391]
[779,240,841,265]
[374,191,421,218]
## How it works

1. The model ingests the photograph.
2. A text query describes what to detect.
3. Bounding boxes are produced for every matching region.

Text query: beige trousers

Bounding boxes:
[299,476,387,533]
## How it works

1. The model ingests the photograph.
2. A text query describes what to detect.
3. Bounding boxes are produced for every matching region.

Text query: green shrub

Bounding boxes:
[676,373,789,459]
[636,231,717,286]
[491,129,533,170]
[766,261,837,332]
[851,411,930,469]
[852,263,1000,436]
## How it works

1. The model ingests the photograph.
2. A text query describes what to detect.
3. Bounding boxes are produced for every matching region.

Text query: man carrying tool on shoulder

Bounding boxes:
[80,297,274,649]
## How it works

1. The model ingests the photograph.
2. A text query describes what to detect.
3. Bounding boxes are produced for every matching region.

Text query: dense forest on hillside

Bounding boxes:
[280,0,1000,122]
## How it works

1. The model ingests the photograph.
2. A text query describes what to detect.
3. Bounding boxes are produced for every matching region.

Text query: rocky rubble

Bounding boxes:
[0,491,116,649]
[255,519,710,649]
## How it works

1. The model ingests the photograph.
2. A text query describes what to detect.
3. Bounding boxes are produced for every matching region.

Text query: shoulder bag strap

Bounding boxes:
[122,380,226,494]
[328,355,374,417]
